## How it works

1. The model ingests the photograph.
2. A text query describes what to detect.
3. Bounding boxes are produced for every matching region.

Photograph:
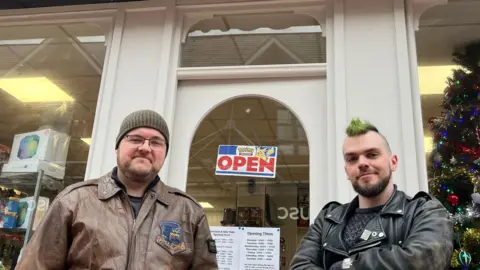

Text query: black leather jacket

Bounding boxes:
[290,186,454,270]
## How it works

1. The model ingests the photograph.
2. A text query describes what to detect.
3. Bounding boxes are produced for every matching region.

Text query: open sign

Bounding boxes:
[215,145,278,178]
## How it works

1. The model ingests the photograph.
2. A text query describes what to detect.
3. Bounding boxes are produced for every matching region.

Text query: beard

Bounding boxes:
[352,170,392,198]
[117,156,156,183]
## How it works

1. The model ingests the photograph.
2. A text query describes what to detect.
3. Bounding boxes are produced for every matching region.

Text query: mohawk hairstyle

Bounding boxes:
[346,118,379,136]
[345,118,392,153]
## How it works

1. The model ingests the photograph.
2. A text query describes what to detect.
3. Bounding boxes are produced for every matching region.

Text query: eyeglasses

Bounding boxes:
[124,135,166,150]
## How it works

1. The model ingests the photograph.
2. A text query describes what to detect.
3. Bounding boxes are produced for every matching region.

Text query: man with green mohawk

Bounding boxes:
[290,118,453,270]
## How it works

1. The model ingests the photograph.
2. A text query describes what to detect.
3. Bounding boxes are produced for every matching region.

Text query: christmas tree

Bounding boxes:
[428,41,480,269]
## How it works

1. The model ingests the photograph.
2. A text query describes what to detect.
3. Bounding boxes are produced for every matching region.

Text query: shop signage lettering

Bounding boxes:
[277,207,309,221]
[215,145,278,178]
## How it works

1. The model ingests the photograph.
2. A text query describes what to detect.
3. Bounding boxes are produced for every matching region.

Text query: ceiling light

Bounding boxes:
[424,136,433,153]
[199,202,214,208]
[0,77,74,103]
[417,65,462,95]
[81,138,92,145]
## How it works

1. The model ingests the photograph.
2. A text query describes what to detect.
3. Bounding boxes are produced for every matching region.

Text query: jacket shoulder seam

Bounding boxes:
[322,201,342,211]
[412,191,433,201]
[56,179,99,200]
[167,187,202,208]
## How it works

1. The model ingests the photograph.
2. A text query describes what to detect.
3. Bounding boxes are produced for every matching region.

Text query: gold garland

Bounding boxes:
[462,228,480,249]
[451,249,460,268]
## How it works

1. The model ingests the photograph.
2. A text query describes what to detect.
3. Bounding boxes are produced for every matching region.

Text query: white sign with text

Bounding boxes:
[210,226,280,270]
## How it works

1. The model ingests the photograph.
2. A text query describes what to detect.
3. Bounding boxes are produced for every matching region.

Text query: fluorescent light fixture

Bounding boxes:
[424,136,433,153]
[0,77,74,103]
[81,138,92,145]
[199,202,214,208]
[418,65,462,95]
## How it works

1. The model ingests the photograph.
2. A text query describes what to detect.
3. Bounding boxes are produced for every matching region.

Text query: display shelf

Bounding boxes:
[0,228,26,236]
[0,172,64,192]
[0,169,62,260]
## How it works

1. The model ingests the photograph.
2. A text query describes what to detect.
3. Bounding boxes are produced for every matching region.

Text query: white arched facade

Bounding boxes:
[167,75,328,220]
[0,0,449,217]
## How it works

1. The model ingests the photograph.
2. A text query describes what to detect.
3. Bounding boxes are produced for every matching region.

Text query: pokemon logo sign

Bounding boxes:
[215,145,278,178]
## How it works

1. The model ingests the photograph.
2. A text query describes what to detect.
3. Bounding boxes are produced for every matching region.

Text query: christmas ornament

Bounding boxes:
[473,184,480,205]
[458,250,472,267]
[448,194,460,206]
[450,156,457,165]
[434,152,443,163]
[472,193,480,205]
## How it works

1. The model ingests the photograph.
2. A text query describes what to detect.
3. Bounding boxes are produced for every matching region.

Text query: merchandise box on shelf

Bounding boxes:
[7,129,70,166]
[16,196,50,231]
[1,160,65,180]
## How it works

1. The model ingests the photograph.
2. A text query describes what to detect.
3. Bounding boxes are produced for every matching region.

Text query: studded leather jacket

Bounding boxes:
[16,170,219,270]
[290,186,454,270]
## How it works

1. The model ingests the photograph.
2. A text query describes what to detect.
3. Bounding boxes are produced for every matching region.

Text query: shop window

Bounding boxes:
[416,2,480,269]
[181,13,325,67]
[0,21,110,266]
[186,97,309,269]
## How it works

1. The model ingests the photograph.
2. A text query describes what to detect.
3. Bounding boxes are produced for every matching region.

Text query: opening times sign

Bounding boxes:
[210,226,280,270]
[215,145,278,178]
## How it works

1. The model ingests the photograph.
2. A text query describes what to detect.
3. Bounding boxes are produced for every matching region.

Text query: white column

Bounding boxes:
[85,5,174,179]
[326,0,442,201]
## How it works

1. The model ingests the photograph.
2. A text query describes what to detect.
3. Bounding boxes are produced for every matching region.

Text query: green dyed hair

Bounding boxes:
[345,118,391,152]
[346,118,379,136]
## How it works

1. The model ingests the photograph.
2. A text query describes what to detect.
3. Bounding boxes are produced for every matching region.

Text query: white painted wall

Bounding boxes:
[85,6,180,179]
[325,0,434,204]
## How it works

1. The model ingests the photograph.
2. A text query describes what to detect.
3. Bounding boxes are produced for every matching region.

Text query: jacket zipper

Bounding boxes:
[124,194,136,269]
[348,241,381,254]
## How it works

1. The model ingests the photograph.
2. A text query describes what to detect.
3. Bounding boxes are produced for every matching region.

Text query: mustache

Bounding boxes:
[356,171,376,179]
[133,155,152,162]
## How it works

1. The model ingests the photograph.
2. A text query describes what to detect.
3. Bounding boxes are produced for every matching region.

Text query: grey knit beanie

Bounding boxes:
[115,109,170,151]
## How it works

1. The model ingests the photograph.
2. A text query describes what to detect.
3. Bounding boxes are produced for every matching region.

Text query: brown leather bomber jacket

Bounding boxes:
[16,171,219,270]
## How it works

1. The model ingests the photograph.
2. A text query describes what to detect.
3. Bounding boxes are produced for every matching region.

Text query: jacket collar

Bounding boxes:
[97,167,172,206]
[327,185,406,224]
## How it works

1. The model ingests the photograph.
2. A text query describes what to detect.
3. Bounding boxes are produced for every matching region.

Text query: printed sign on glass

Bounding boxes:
[215,145,278,178]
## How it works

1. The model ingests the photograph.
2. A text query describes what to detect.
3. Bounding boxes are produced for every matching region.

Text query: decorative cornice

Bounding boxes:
[411,0,448,31]
[177,63,327,80]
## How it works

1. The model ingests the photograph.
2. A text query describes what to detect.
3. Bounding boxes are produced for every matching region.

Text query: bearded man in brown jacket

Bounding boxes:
[16,109,219,270]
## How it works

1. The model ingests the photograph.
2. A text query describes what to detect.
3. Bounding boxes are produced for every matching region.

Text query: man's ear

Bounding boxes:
[390,154,398,171]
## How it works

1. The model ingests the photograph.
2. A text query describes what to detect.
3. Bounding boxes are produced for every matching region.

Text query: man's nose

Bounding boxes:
[358,156,369,170]
[138,140,152,152]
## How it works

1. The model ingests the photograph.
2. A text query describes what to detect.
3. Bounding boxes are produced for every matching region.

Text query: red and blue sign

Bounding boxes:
[215,145,278,178]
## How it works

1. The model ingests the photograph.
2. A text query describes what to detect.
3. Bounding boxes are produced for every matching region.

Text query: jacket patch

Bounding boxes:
[207,239,217,253]
[156,221,186,255]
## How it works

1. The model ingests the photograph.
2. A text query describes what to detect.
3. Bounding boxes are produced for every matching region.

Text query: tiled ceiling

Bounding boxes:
[0,21,109,190]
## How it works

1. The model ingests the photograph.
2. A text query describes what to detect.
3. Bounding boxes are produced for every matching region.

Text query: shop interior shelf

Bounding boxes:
[0,228,26,235]
[0,172,64,192]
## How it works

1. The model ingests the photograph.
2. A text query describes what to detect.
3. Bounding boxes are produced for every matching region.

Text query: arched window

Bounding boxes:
[186,96,309,269]
[181,13,325,67]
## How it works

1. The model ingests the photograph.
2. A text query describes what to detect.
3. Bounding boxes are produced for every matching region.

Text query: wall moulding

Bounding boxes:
[177,64,327,80]
[411,0,448,30]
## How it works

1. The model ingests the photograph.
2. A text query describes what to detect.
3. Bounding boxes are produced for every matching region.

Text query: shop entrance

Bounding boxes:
[168,77,326,269]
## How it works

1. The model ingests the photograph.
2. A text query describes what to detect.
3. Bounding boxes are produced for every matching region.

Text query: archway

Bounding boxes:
[187,96,309,269]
